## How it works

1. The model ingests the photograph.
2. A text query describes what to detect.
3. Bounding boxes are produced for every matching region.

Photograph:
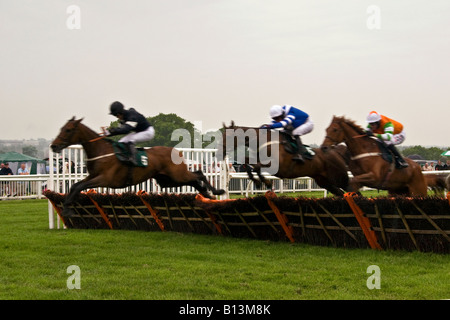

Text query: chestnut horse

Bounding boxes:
[218,121,350,196]
[320,116,430,196]
[51,117,225,216]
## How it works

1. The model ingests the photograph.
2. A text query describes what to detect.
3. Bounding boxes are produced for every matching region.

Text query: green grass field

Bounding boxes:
[0,198,449,300]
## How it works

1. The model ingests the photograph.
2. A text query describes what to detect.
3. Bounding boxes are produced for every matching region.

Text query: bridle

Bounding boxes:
[56,121,106,147]
[324,122,344,146]
[325,121,368,146]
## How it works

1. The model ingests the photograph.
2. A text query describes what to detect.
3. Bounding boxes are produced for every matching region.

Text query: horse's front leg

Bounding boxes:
[349,172,377,193]
[62,176,102,217]
[253,163,272,190]
[242,164,261,188]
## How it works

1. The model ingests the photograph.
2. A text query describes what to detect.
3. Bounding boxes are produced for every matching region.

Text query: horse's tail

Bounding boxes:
[425,174,447,195]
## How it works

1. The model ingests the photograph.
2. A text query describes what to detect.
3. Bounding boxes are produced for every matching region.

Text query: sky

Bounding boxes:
[1,0,449,147]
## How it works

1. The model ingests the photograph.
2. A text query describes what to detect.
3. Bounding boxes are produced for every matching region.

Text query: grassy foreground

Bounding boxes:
[0,199,449,300]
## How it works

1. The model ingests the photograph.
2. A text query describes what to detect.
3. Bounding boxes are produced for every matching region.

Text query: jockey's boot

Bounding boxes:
[388,144,408,169]
[126,142,138,166]
[291,135,305,163]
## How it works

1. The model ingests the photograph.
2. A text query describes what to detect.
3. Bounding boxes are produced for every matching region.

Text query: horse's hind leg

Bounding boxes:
[194,170,225,196]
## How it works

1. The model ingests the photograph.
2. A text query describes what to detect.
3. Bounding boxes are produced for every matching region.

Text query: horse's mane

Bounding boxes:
[334,116,367,135]
[69,118,101,137]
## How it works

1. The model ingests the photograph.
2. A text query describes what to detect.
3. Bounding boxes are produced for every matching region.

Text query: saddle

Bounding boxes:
[280,131,315,158]
[373,138,393,164]
[111,141,148,167]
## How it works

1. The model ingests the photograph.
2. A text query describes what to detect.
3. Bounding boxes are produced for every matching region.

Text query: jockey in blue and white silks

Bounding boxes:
[262,105,314,162]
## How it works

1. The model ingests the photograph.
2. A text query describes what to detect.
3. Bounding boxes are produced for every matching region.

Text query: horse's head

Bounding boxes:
[50,117,84,153]
[321,116,346,152]
[217,121,237,160]
[217,121,262,161]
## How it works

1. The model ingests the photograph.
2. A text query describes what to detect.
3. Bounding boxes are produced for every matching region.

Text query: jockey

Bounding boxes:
[366,111,408,169]
[261,105,314,162]
[104,101,155,165]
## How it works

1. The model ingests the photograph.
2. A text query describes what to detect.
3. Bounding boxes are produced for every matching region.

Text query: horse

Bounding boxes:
[320,115,432,196]
[50,117,225,216]
[217,121,350,197]
[425,173,448,196]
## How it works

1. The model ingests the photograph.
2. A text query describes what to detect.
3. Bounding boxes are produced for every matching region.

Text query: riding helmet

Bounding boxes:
[366,111,381,123]
[110,101,125,116]
[270,105,284,119]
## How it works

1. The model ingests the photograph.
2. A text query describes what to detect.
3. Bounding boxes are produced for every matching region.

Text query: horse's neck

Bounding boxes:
[78,125,111,157]
[340,122,374,155]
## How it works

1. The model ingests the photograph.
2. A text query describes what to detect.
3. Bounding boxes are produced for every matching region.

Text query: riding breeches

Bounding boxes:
[292,118,314,136]
[119,126,155,144]
[383,130,406,146]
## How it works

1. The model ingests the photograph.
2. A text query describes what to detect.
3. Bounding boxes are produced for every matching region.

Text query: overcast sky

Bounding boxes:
[1,0,449,147]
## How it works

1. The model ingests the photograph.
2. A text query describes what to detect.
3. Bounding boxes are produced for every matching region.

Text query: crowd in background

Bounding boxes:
[421,160,450,171]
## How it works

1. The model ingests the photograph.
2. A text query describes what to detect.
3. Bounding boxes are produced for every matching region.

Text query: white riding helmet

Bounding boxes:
[366,111,381,123]
[269,105,284,118]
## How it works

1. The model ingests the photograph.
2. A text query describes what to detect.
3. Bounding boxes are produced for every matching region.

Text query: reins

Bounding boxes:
[87,135,107,143]
[85,134,115,161]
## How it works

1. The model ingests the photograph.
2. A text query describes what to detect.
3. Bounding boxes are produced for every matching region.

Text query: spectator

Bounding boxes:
[422,162,433,171]
[17,163,30,196]
[0,162,14,197]
[0,162,13,175]
[435,160,445,171]
[445,160,450,170]
[18,163,30,175]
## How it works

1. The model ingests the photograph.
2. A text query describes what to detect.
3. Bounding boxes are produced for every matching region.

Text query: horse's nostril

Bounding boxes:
[321,146,329,152]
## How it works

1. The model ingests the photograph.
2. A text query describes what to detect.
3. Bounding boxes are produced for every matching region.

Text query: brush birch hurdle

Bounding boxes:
[45,190,450,253]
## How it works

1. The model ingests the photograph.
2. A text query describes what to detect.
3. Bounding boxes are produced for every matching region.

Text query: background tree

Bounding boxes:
[401,145,449,160]
[22,145,38,158]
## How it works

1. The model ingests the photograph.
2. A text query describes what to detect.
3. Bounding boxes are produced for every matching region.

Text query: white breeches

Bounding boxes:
[292,118,314,136]
[119,126,155,144]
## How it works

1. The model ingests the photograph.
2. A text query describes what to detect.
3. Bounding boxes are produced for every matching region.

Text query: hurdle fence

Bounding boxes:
[45,145,343,228]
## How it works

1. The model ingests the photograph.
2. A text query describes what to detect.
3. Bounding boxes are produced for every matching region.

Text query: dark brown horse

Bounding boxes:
[320,116,431,196]
[218,121,350,196]
[51,117,225,216]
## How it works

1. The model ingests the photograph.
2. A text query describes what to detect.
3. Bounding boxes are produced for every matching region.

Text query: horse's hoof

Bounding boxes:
[214,189,226,195]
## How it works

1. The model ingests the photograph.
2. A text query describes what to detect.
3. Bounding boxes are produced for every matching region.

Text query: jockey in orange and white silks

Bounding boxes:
[366,111,405,145]
[366,111,408,168]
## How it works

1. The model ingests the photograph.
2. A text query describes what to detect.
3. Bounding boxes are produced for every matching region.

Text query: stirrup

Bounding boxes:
[127,143,138,166]
[395,159,408,169]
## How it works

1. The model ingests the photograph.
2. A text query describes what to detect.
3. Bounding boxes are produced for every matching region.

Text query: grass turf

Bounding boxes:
[0,199,449,300]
